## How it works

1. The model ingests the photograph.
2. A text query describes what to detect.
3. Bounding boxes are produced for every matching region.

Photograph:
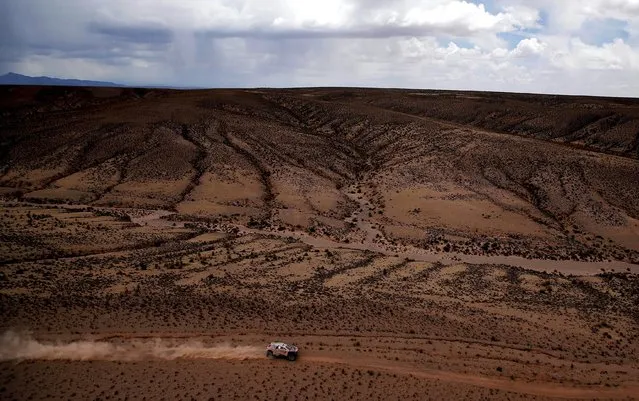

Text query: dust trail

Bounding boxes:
[0,331,262,361]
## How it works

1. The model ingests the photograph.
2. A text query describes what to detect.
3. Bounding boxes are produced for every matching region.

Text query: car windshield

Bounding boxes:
[271,343,294,349]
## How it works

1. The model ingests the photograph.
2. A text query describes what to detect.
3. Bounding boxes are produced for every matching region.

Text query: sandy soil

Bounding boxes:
[1,85,638,400]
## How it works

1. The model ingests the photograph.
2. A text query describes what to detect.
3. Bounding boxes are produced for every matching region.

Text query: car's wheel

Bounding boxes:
[287,353,297,361]
[266,350,275,359]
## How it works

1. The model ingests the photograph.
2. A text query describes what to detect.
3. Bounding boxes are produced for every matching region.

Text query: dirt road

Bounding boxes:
[6,199,637,275]
[2,332,638,399]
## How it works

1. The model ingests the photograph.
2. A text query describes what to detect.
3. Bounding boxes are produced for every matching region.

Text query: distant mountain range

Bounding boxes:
[0,72,122,87]
[0,72,207,89]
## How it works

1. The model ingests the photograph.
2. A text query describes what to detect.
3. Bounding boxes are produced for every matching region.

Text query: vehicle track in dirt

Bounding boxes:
[301,355,639,399]
[5,332,638,399]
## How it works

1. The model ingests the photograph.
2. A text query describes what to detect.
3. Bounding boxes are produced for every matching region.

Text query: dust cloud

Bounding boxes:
[0,331,263,361]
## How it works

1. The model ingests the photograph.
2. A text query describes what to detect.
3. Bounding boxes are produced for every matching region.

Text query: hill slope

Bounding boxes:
[1,85,638,264]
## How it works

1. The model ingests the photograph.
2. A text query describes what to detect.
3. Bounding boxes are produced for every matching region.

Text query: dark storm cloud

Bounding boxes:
[0,0,174,73]
[23,40,170,57]
[0,1,23,66]
[87,21,174,45]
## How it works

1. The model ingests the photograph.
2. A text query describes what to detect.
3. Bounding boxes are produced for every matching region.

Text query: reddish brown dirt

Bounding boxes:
[1,85,638,400]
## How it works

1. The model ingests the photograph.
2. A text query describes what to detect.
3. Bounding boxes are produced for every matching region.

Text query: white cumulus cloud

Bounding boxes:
[1,0,638,96]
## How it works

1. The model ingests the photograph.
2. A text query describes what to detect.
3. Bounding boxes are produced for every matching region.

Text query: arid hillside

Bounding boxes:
[2,85,639,263]
[1,85,639,401]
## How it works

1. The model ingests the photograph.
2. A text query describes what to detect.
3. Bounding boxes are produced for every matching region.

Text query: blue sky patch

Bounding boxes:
[527,9,548,33]
[438,37,476,49]
[470,0,498,13]
[579,18,629,45]
[498,32,526,48]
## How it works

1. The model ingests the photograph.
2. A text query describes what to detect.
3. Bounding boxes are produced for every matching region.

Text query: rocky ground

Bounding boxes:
[1,86,638,400]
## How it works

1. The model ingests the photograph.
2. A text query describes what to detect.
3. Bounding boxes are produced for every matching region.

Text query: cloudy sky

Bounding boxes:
[1,0,639,96]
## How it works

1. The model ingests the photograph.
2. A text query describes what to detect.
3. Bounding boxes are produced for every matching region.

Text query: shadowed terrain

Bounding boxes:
[1,85,638,400]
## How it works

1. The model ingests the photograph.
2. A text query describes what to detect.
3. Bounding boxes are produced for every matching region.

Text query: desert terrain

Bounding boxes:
[0,85,638,400]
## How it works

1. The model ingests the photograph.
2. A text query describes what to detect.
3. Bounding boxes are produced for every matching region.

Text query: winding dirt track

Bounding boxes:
[302,355,639,400]
[237,225,639,275]
[7,200,638,275]
[236,185,639,275]
[4,332,637,400]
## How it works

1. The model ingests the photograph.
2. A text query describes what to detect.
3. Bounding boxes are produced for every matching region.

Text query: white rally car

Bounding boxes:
[265,342,299,361]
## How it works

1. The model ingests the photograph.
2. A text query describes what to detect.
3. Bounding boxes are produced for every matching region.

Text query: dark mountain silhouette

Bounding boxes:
[0,72,208,89]
[0,72,121,87]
